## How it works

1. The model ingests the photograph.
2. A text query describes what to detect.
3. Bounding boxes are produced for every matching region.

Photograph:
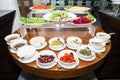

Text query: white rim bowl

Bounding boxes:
[96,32,111,42]
[77,45,95,59]
[17,45,36,60]
[58,50,77,66]
[49,37,65,49]
[66,36,82,48]
[10,39,27,50]
[89,38,106,50]
[36,50,56,66]
[4,34,20,45]
[29,36,46,48]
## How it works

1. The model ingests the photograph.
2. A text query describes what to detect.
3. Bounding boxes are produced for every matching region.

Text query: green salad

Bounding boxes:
[49,11,68,20]
[20,17,47,24]
[65,5,72,9]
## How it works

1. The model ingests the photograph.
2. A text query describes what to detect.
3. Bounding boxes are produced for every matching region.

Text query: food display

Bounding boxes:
[4,34,21,45]
[64,5,90,13]
[20,17,47,25]
[38,54,55,63]
[43,10,77,22]
[30,5,55,10]
[79,49,92,56]
[49,11,68,20]
[60,52,75,63]
[72,14,96,25]
[58,50,79,68]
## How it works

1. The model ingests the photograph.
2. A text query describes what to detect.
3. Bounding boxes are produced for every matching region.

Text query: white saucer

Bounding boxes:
[77,53,96,61]
[88,44,105,53]
[36,58,57,69]
[18,51,38,63]
[58,58,79,69]
[49,44,66,51]
[66,43,80,50]
[33,42,47,50]
[10,49,17,53]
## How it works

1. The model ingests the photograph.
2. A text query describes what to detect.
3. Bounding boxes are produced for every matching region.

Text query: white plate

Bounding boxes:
[49,44,66,51]
[88,44,105,53]
[29,7,54,13]
[10,49,17,53]
[36,58,57,69]
[43,11,77,22]
[71,18,96,26]
[18,51,38,64]
[78,53,96,61]
[20,20,48,26]
[31,42,47,50]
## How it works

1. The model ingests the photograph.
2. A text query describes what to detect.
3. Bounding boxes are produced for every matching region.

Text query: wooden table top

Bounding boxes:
[8,25,111,78]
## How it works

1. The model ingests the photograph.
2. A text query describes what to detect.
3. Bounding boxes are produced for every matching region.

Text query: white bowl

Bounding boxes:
[96,32,111,42]
[10,39,27,51]
[29,36,46,48]
[58,50,77,66]
[49,37,65,49]
[89,38,106,50]
[4,34,20,45]
[36,50,56,66]
[77,45,95,59]
[66,36,82,48]
[17,45,36,60]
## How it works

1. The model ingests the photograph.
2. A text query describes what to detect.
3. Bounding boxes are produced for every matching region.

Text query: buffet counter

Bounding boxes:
[7,24,111,79]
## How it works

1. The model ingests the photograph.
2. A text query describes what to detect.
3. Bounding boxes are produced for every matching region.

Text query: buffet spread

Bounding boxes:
[5,5,111,70]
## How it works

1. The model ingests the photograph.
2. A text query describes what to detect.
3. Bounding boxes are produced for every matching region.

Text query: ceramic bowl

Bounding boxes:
[96,32,111,42]
[58,50,77,66]
[29,36,46,48]
[49,37,65,49]
[66,36,82,48]
[36,50,56,66]
[17,45,36,60]
[4,34,20,45]
[10,39,27,51]
[89,38,106,50]
[77,45,95,59]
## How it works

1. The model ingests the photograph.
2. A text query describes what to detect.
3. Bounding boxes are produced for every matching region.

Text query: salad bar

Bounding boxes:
[6,5,111,79]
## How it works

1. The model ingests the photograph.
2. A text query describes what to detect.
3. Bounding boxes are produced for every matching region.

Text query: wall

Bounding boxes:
[0,0,21,33]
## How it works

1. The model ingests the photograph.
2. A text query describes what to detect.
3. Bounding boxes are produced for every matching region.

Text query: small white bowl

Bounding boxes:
[96,32,111,42]
[10,39,27,51]
[29,36,46,48]
[58,50,77,66]
[89,38,106,50]
[17,45,36,60]
[77,45,95,60]
[4,34,20,45]
[49,37,65,49]
[36,50,56,66]
[66,36,82,48]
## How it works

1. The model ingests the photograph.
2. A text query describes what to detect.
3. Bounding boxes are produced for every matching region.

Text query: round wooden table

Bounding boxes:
[8,25,111,79]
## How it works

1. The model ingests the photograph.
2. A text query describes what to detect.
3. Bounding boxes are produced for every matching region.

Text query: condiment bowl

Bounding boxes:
[10,39,27,51]
[77,45,95,59]
[49,37,65,49]
[66,36,82,48]
[96,32,111,43]
[89,38,106,50]
[36,50,56,66]
[58,50,77,66]
[4,34,20,45]
[17,45,36,61]
[29,36,46,48]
